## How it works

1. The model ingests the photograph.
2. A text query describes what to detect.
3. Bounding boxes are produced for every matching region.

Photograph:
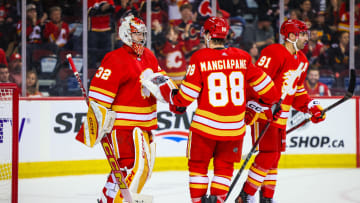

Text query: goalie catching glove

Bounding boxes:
[307,100,326,123]
[81,101,116,147]
[142,73,178,103]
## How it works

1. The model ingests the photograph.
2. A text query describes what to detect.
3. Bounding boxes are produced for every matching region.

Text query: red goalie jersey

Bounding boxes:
[88,46,165,131]
[172,47,279,141]
[250,44,312,129]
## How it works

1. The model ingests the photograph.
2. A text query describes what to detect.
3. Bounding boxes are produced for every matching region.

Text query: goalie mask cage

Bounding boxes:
[0,83,19,203]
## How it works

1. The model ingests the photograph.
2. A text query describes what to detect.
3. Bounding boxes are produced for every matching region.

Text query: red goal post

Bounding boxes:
[0,83,19,203]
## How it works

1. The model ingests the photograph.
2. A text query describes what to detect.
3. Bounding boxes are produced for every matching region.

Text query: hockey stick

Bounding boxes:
[286,69,356,135]
[225,62,305,202]
[67,54,134,203]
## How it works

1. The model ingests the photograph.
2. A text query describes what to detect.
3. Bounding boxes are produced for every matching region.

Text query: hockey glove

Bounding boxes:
[169,103,186,114]
[245,100,273,125]
[169,89,186,114]
[308,100,326,123]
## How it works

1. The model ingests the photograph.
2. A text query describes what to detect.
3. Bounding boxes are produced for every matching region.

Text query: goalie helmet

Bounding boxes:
[119,15,147,56]
[280,19,308,40]
[201,16,229,39]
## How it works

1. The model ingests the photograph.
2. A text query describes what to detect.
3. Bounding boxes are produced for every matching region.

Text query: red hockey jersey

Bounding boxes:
[88,45,165,130]
[304,81,331,96]
[88,0,114,31]
[43,21,70,47]
[161,40,192,85]
[252,44,312,129]
[172,47,279,140]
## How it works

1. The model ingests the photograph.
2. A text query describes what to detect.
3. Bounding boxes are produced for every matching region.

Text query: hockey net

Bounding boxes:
[0,83,19,203]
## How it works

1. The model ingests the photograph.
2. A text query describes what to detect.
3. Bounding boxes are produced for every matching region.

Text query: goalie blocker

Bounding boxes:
[77,101,116,147]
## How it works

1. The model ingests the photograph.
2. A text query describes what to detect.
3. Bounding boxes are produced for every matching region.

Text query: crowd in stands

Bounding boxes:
[0,0,359,96]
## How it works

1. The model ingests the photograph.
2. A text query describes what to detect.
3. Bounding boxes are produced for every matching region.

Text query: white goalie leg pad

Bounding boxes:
[141,72,178,103]
[127,127,153,194]
[83,101,116,147]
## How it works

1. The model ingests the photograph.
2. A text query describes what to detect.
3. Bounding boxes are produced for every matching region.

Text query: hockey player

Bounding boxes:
[143,16,280,203]
[238,19,327,203]
[77,15,177,202]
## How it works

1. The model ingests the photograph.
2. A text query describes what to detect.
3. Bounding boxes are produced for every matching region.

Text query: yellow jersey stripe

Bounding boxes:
[249,73,267,86]
[189,183,208,189]
[250,166,267,176]
[179,89,195,102]
[258,82,274,95]
[112,104,157,113]
[89,86,116,97]
[182,81,202,92]
[114,119,157,127]
[211,182,229,191]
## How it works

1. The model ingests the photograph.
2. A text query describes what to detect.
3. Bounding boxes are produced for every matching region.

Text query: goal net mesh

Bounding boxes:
[0,87,15,202]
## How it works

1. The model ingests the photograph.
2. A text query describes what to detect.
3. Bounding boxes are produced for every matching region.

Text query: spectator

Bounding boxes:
[8,53,22,88]
[248,43,259,64]
[88,0,115,69]
[0,1,17,52]
[324,31,349,83]
[0,48,7,66]
[241,13,274,52]
[172,0,201,60]
[311,11,335,46]
[16,3,46,44]
[114,0,140,48]
[0,63,10,83]
[160,25,191,85]
[139,0,169,55]
[43,6,75,51]
[168,0,183,21]
[288,8,301,20]
[337,0,360,35]
[26,69,43,97]
[16,3,47,69]
[299,0,316,22]
[304,66,331,96]
[301,28,325,65]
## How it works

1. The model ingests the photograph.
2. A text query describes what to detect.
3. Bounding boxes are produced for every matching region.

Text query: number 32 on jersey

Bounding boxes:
[95,67,112,80]
[208,72,244,107]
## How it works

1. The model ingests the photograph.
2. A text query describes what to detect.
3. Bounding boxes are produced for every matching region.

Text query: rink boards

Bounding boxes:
[15,96,360,178]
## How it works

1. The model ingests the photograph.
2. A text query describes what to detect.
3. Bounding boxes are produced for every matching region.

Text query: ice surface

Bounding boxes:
[19,169,360,203]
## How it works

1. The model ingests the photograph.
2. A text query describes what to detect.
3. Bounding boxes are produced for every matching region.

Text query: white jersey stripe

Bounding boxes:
[89,91,114,104]
[190,176,209,184]
[248,170,266,182]
[193,115,245,130]
[212,176,231,186]
[253,76,272,92]
[264,174,277,181]
[116,112,157,121]
[181,84,199,98]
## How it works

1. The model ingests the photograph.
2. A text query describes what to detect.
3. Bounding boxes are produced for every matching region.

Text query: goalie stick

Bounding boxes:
[225,62,305,202]
[286,69,356,135]
[67,54,134,203]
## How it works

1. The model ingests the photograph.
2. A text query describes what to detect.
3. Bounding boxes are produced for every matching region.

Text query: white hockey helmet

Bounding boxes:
[118,15,147,56]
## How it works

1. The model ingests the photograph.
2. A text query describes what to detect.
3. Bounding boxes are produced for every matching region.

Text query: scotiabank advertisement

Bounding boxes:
[16,97,360,178]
